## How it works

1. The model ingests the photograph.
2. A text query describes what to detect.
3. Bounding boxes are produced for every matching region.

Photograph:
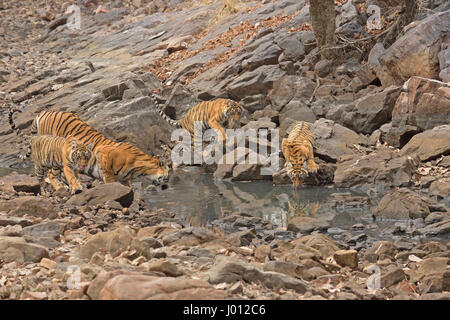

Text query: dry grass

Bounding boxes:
[206,0,241,29]
[205,0,262,31]
[355,2,367,14]
[146,9,303,84]
[288,22,312,33]
[184,12,307,84]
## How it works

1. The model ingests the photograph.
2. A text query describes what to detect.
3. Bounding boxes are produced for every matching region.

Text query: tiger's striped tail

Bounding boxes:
[135,76,179,127]
[8,107,22,135]
[8,106,33,159]
[16,134,33,160]
[148,92,179,127]
[19,146,32,160]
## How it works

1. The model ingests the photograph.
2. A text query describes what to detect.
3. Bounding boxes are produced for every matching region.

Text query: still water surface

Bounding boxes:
[0,165,382,230]
[137,167,375,228]
[3,165,447,242]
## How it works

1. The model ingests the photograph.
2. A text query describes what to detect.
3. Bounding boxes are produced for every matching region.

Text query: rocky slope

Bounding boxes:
[0,0,449,300]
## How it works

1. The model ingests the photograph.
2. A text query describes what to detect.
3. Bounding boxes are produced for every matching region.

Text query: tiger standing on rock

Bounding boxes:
[149,93,244,143]
[281,121,319,188]
[25,135,94,195]
[9,108,170,188]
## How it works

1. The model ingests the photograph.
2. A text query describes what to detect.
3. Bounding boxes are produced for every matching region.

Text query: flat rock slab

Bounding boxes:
[429,178,450,198]
[0,236,49,262]
[334,148,419,188]
[287,216,330,234]
[419,220,450,237]
[160,227,217,247]
[312,118,367,162]
[67,182,134,208]
[207,255,309,294]
[291,233,340,260]
[78,226,136,260]
[0,196,57,219]
[144,260,183,277]
[365,241,398,261]
[0,215,33,227]
[0,174,40,195]
[22,221,61,239]
[326,86,401,135]
[372,188,436,219]
[400,125,450,162]
[97,275,228,300]
[21,221,62,248]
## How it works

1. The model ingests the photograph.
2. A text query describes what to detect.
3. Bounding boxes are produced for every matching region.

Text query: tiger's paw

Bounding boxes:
[308,162,319,173]
[71,187,83,195]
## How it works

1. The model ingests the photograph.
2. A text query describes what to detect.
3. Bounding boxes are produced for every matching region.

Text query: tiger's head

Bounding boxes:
[152,159,170,186]
[132,156,170,186]
[225,100,243,129]
[69,140,93,172]
[95,143,171,187]
[286,162,308,189]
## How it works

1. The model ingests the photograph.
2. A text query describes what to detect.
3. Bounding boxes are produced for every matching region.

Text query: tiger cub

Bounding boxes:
[25,135,94,195]
[281,121,318,188]
[149,94,244,143]
[9,108,170,187]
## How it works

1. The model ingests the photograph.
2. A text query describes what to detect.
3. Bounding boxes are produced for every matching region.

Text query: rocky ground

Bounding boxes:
[0,0,449,300]
[0,174,449,300]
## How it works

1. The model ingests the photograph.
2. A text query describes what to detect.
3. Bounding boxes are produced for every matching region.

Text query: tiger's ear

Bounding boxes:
[227,101,233,107]
[159,159,165,167]
[87,142,94,151]
[71,140,77,149]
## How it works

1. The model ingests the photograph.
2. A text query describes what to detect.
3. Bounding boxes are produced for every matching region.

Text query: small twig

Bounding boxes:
[85,61,95,72]
[312,17,400,58]
[337,35,364,53]
[309,74,320,103]
[149,30,166,41]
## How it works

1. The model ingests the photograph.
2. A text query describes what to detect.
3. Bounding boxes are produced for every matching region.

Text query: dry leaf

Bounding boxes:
[417,167,431,175]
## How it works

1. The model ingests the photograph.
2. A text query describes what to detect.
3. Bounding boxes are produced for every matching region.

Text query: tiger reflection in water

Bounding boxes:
[286,192,320,224]
[178,177,321,230]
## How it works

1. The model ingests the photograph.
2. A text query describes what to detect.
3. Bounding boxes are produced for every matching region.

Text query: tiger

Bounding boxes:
[287,196,320,220]
[149,94,244,143]
[9,108,170,187]
[281,121,319,188]
[23,135,94,195]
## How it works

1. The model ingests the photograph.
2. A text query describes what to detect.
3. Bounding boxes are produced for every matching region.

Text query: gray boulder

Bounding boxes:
[376,10,450,87]
[311,118,367,162]
[400,125,450,161]
[334,148,419,188]
[326,86,401,134]
[372,188,436,219]
[387,77,450,147]
[67,183,134,208]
